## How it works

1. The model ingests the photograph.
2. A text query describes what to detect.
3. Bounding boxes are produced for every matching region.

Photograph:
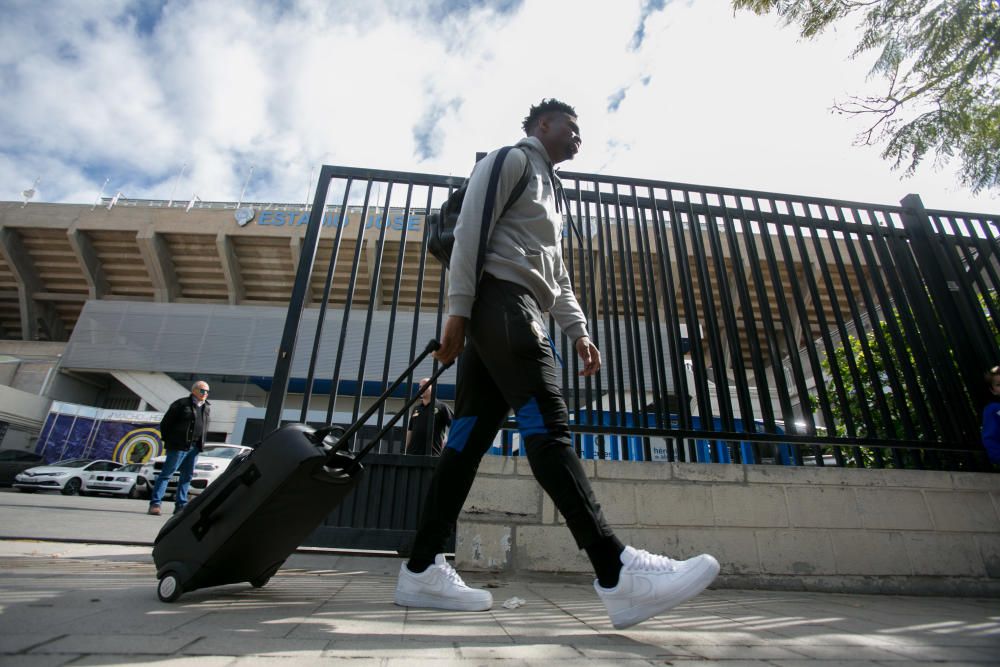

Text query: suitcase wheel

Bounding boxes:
[157,572,183,603]
[250,561,282,589]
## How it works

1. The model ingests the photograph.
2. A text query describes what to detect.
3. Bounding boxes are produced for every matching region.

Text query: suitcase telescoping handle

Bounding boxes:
[311,338,438,446]
[310,339,449,462]
[338,359,452,473]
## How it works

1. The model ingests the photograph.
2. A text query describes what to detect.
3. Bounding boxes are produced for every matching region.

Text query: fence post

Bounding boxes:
[262,166,334,435]
[898,194,987,445]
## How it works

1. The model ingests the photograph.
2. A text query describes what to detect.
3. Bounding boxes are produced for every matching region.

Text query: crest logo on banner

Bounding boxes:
[113,427,164,464]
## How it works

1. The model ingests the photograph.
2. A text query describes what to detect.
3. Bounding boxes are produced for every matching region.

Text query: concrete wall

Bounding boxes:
[0,425,36,452]
[0,340,104,408]
[0,341,64,394]
[456,457,1000,596]
[0,384,50,429]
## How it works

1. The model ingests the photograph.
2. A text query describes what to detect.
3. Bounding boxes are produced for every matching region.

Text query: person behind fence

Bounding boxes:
[148,381,211,516]
[393,98,720,629]
[980,366,1000,465]
[405,377,452,456]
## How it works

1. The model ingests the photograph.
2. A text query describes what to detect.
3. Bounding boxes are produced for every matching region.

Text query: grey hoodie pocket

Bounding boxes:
[521,247,556,286]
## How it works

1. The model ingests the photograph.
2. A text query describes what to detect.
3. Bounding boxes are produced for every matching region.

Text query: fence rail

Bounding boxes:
[264,162,1000,472]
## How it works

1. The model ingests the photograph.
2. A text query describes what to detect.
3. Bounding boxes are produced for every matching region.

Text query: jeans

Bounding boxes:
[149,447,200,507]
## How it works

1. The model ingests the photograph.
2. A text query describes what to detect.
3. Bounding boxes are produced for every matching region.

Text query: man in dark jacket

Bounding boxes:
[148,381,211,515]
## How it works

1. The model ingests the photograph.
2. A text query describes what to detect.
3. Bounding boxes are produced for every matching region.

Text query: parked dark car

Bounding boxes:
[0,449,45,486]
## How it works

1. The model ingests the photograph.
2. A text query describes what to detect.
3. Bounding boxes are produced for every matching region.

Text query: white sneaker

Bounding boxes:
[595,546,720,629]
[394,554,493,611]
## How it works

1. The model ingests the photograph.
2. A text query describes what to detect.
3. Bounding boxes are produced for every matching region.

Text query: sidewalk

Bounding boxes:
[1,492,998,665]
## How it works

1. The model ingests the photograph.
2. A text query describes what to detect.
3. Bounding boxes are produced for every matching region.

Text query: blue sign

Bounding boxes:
[365,213,422,231]
[257,210,343,227]
[254,210,426,230]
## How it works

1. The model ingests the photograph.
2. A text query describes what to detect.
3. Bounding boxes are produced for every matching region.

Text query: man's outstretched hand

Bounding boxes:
[576,336,601,376]
[434,315,467,365]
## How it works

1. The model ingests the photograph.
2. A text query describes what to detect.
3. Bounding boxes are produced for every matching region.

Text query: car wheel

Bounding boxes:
[157,572,183,603]
[61,478,82,496]
[127,484,139,499]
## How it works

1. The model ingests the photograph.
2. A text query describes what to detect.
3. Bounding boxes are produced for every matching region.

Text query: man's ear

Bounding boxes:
[536,114,549,135]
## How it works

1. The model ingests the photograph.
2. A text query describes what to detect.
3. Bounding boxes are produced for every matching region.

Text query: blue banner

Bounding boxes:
[36,403,164,464]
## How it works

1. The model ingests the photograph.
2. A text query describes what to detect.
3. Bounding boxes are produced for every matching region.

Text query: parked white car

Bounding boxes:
[138,444,251,499]
[14,459,122,496]
[81,462,148,498]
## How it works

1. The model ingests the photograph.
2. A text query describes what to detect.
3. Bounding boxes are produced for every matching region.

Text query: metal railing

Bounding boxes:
[264,163,1000,471]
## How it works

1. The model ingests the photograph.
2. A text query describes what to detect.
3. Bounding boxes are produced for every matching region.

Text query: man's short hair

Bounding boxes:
[522,98,577,135]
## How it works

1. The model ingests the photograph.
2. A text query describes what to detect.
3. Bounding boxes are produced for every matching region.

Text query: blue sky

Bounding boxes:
[0,0,994,213]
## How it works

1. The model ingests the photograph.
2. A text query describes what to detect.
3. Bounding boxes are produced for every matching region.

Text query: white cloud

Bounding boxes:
[0,0,994,213]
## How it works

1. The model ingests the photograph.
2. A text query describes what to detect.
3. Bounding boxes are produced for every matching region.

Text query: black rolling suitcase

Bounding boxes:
[151,339,449,602]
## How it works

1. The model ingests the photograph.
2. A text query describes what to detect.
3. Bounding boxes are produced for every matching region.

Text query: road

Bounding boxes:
[0,486,168,545]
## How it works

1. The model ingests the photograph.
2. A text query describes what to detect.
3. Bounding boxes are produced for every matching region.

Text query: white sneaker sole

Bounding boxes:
[607,555,720,630]
[394,589,493,612]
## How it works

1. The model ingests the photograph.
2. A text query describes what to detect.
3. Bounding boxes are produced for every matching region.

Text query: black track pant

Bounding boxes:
[409,276,615,564]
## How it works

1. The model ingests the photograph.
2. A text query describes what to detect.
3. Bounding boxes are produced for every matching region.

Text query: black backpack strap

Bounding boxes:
[560,187,583,244]
[553,172,583,244]
[501,153,531,219]
[475,145,528,280]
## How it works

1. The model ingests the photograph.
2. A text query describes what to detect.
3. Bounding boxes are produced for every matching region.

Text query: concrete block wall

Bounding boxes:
[455,457,1000,596]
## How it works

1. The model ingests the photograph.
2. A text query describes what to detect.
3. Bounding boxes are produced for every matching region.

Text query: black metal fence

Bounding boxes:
[265,162,1000,472]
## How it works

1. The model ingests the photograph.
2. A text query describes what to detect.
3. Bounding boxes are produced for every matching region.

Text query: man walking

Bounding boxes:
[148,380,211,516]
[405,377,452,456]
[394,99,720,629]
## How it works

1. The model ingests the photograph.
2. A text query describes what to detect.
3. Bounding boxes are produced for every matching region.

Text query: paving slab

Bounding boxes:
[1,490,999,665]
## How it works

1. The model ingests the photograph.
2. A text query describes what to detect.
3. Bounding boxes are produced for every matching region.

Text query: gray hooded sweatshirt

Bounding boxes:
[448,136,590,343]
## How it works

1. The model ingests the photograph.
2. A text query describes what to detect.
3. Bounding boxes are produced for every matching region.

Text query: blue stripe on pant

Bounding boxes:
[445,416,477,453]
[516,397,548,439]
